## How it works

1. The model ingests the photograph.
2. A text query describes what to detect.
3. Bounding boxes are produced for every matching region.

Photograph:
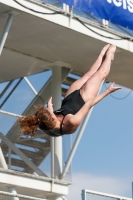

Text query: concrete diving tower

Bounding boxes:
[0,0,133,200]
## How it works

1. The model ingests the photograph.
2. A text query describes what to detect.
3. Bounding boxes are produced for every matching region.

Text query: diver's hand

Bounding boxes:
[107,82,121,93]
[47,97,54,112]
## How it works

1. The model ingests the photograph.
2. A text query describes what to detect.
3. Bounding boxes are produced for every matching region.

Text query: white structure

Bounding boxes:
[0,0,133,199]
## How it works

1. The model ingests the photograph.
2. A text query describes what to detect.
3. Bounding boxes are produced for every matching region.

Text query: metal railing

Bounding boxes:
[27,0,133,37]
[81,190,131,200]
[0,191,46,200]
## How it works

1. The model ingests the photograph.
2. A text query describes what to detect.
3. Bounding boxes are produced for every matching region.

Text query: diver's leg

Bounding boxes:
[80,45,116,102]
[65,44,110,97]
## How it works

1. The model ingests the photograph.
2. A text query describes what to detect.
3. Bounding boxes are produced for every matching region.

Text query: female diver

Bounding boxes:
[17,44,121,137]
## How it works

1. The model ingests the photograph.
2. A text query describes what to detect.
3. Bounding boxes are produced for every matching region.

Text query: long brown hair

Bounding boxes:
[17,106,56,136]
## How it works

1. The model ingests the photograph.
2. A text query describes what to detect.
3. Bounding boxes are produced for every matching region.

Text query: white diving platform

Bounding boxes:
[0,168,70,198]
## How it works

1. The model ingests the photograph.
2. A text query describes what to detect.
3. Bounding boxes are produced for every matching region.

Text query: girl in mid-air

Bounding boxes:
[17,44,121,137]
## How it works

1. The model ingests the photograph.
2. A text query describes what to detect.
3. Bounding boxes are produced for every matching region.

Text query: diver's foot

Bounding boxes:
[100,44,110,58]
[106,45,116,61]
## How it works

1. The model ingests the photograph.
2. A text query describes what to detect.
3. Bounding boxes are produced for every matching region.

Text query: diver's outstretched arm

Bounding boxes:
[91,82,121,107]
[68,83,121,127]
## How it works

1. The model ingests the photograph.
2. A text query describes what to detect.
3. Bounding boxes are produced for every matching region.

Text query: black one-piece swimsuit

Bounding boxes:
[45,90,85,137]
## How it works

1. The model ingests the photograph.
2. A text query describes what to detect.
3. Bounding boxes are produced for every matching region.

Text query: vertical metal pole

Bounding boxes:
[0,13,14,56]
[51,66,62,179]
[0,145,19,200]
[8,147,11,169]
[81,190,86,200]
[51,136,55,178]
[0,147,8,169]
[132,182,133,200]
[60,80,105,179]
